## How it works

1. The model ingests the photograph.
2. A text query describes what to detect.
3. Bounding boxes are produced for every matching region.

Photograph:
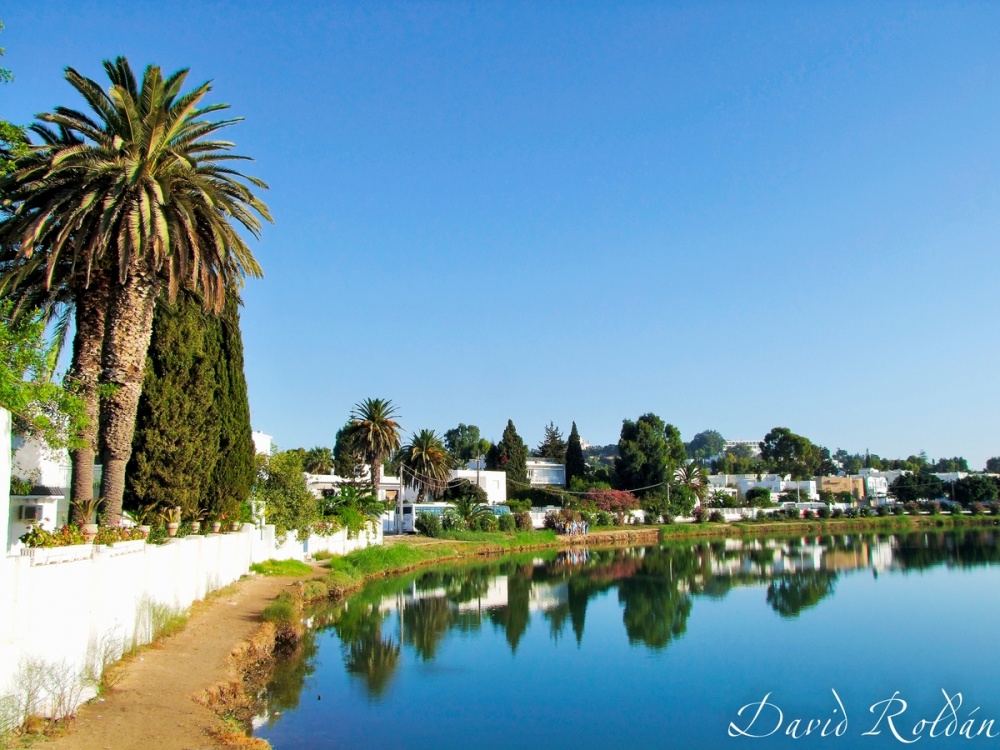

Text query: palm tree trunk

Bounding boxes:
[67,272,108,521]
[99,268,160,523]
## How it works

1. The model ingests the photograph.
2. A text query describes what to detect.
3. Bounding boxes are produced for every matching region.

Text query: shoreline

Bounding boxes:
[34,513,997,749]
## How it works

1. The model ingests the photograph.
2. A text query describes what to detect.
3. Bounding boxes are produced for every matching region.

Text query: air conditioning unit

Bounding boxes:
[18,505,44,522]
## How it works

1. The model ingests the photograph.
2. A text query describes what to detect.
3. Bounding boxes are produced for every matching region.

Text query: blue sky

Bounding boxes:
[3,2,999,466]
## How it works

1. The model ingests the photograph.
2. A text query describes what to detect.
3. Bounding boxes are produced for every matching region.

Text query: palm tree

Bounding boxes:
[303,446,335,475]
[0,58,270,521]
[451,493,491,528]
[0,125,109,514]
[346,398,401,503]
[674,462,710,502]
[398,429,451,503]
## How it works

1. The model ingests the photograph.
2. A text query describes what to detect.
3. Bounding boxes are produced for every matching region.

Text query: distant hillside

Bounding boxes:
[583,444,617,467]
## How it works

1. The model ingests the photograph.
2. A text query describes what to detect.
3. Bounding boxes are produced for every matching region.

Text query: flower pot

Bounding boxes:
[230,522,241,532]
[166,522,180,537]
[211,522,222,533]
[81,523,98,542]
[190,521,201,534]
[138,525,151,538]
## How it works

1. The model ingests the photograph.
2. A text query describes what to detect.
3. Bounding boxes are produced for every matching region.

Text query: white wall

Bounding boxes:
[1,409,9,561]
[0,518,381,722]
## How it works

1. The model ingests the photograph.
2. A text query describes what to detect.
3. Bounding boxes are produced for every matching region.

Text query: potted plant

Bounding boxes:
[210,517,223,533]
[187,506,208,534]
[162,505,182,537]
[127,504,157,538]
[72,496,101,542]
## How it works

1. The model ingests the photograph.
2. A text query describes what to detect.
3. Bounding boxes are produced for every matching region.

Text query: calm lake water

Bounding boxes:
[255,530,1000,749]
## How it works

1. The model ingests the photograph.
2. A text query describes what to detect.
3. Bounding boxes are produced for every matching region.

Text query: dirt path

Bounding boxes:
[43,571,308,750]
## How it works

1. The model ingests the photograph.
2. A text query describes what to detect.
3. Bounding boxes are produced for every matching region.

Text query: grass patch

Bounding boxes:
[250,559,313,577]
[440,530,556,548]
[261,592,299,625]
[311,551,333,561]
[300,580,329,601]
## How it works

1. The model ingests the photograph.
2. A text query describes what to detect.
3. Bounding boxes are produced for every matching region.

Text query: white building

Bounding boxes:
[736,475,819,502]
[251,430,273,456]
[525,458,565,487]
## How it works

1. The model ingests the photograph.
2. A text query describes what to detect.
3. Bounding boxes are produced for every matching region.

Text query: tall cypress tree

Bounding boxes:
[565,422,586,488]
[125,292,255,521]
[486,419,529,492]
[204,294,255,520]
[125,291,221,516]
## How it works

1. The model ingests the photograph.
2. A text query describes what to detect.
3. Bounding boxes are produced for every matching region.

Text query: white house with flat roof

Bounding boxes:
[526,458,565,487]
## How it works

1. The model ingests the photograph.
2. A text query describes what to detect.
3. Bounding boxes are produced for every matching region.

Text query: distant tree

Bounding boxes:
[303,447,335,474]
[486,420,529,491]
[951,475,998,507]
[443,423,489,466]
[833,449,864,475]
[987,458,1000,474]
[932,456,969,473]
[686,430,725,463]
[399,429,451,502]
[345,398,402,500]
[712,444,763,475]
[565,422,586,488]
[760,427,824,480]
[889,473,946,504]
[534,421,567,462]
[614,413,686,496]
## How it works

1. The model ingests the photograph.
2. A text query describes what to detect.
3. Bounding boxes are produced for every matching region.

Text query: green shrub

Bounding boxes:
[832,508,845,519]
[472,514,498,532]
[876,504,890,517]
[415,512,443,538]
[505,498,531,513]
[595,510,613,527]
[892,504,905,516]
[709,510,725,523]
[817,505,831,519]
[498,513,516,532]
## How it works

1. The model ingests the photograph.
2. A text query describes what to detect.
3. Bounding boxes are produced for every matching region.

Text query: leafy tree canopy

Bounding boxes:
[614,413,685,496]
[686,430,725,462]
[759,427,835,479]
[443,423,488,466]
[889,473,946,504]
[0,300,83,447]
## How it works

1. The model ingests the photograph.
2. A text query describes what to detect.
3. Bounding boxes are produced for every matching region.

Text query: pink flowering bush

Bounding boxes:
[584,489,639,514]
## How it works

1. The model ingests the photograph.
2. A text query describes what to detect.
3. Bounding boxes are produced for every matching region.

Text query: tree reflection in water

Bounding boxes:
[264,530,999,706]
